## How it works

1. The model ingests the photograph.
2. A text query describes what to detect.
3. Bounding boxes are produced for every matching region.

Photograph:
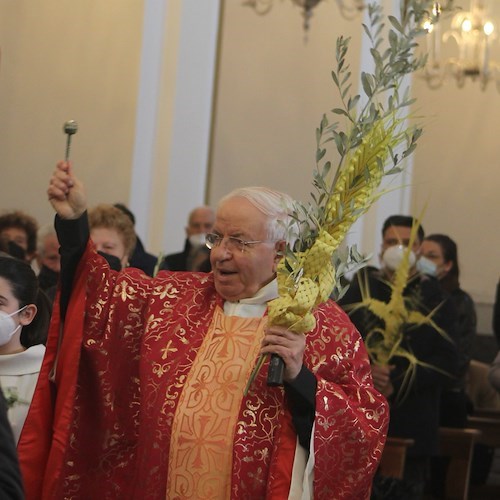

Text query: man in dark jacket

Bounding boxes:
[161,206,214,272]
[339,215,459,499]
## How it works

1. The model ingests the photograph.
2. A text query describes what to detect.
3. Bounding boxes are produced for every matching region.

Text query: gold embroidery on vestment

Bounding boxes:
[166,307,267,499]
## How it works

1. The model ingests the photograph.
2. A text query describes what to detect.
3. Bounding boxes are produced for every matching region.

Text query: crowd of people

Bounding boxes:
[0,160,499,499]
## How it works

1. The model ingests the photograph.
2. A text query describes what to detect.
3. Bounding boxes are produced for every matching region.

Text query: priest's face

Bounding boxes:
[210,197,281,302]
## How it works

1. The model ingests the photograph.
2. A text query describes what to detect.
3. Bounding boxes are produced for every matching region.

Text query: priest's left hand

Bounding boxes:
[261,326,306,382]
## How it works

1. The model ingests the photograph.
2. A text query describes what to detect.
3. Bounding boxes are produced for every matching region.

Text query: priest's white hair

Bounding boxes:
[218,187,297,243]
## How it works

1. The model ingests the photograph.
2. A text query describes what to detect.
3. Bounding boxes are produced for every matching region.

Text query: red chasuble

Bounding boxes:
[19,243,388,499]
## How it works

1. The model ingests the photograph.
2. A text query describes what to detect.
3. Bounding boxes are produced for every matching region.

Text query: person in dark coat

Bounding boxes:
[36,224,61,296]
[0,391,24,499]
[419,234,477,427]
[160,206,214,272]
[339,215,459,500]
[114,203,158,276]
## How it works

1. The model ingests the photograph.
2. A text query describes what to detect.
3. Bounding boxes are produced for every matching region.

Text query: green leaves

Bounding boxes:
[316,148,327,162]
[347,95,360,112]
[388,15,405,35]
[332,130,348,157]
[361,72,374,98]
[284,1,437,286]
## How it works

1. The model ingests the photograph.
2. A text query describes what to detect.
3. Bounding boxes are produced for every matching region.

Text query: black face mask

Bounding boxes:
[7,241,27,261]
[97,251,122,272]
[38,265,59,290]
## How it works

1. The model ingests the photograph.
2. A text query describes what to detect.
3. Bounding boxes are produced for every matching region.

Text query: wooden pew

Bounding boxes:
[466,413,500,499]
[470,408,500,422]
[437,427,482,500]
[467,415,500,448]
[379,437,414,479]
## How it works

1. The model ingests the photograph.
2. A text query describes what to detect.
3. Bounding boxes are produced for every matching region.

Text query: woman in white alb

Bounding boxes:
[0,255,51,443]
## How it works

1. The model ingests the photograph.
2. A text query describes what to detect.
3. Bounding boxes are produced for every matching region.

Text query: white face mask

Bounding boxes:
[382,245,416,271]
[188,233,207,248]
[0,306,26,347]
[416,256,438,277]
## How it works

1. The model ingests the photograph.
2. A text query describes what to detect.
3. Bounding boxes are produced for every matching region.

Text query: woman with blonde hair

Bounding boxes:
[88,204,136,270]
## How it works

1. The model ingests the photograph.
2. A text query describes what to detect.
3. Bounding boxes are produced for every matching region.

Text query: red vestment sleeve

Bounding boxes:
[18,244,91,500]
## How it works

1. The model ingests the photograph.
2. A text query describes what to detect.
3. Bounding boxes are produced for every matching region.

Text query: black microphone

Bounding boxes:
[63,120,78,161]
[267,354,284,386]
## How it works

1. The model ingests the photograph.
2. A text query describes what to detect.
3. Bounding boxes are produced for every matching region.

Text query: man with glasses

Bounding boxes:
[19,160,389,499]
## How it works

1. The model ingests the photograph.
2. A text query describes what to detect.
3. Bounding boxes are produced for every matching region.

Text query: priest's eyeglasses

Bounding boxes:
[205,233,268,253]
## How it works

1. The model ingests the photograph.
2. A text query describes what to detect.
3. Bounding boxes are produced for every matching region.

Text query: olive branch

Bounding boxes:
[245,0,451,394]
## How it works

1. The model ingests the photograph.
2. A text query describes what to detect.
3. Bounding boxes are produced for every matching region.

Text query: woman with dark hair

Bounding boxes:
[0,255,51,443]
[419,234,459,290]
[419,234,477,424]
[419,234,480,495]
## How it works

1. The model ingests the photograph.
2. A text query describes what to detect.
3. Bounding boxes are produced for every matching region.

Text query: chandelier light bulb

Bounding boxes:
[423,20,434,33]
[462,18,472,32]
[484,21,494,36]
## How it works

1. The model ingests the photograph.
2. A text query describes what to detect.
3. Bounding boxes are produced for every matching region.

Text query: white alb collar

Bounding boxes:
[223,279,278,318]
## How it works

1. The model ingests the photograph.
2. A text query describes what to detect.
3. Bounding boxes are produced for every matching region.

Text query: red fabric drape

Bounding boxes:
[18,249,89,499]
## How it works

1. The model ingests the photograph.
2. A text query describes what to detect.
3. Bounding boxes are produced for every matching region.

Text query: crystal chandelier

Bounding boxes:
[243,1,365,31]
[422,1,500,90]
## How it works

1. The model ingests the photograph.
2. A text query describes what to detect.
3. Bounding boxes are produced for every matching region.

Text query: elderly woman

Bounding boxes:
[88,204,137,270]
